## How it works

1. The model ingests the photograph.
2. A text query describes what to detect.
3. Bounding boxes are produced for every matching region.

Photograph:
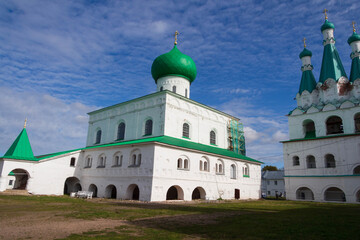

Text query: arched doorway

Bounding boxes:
[63,177,81,195]
[8,169,29,190]
[105,185,117,199]
[296,187,314,200]
[88,184,98,197]
[126,184,140,200]
[324,187,346,202]
[166,185,184,200]
[192,187,206,200]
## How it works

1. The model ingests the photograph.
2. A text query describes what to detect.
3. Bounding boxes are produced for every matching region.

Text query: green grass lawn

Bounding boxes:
[0,195,359,240]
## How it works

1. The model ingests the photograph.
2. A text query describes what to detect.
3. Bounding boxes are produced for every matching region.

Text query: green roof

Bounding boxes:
[299,70,317,94]
[299,48,312,59]
[3,128,36,160]
[347,32,360,45]
[151,45,197,83]
[349,56,360,83]
[2,135,262,164]
[281,132,360,143]
[321,19,335,32]
[319,43,347,83]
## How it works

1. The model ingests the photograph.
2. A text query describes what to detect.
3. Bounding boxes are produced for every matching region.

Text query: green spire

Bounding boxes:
[299,70,317,94]
[319,42,348,83]
[349,57,360,83]
[3,123,36,160]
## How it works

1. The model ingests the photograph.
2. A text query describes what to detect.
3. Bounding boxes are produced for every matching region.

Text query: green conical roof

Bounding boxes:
[321,19,335,32]
[299,48,312,59]
[299,70,317,94]
[319,43,348,83]
[3,128,36,160]
[348,32,360,45]
[349,56,360,83]
[151,45,197,83]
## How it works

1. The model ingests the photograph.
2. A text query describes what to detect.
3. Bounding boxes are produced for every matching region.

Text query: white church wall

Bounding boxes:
[86,93,166,146]
[157,76,190,98]
[150,144,261,201]
[163,93,231,149]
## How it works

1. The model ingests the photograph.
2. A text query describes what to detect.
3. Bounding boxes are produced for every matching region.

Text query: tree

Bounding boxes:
[262,165,278,171]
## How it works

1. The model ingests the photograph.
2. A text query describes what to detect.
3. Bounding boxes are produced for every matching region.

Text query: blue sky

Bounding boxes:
[0,0,359,168]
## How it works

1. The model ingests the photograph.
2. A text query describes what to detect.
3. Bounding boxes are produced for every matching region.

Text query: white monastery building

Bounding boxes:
[282,12,360,203]
[261,170,285,198]
[0,36,262,201]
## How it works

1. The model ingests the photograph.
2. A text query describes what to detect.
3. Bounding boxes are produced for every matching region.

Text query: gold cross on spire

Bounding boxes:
[323,8,328,20]
[303,37,306,48]
[353,21,356,33]
[24,118,27,129]
[174,30,179,45]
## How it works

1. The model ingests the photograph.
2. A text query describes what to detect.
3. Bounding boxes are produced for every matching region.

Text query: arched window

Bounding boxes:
[98,155,106,168]
[117,122,125,140]
[325,154,336,168]
[243,164,249,177]
[216,160,224,174]
[160,86,163,91]
[210,130,216,145]
[137,154,142,165]
[95,130,102,144]
[303,120,315,138]
[145,119,153,136]
[354,113,360,132]
[326,116,343,135]
[199,160,203,171]
[182,123,190,138]
[113,152,122,167]
[293,156,300,166]
[185,89,188,98]
[204,161,208,171]
[230,164,236,179]
[353,165,360,174]
[132,154,136,166]
[85,156,92,168]
[306,155,316,168]
[177,158,182,169]
[184,159,189,169]
[70,157,76,167]
[172,86,176,93]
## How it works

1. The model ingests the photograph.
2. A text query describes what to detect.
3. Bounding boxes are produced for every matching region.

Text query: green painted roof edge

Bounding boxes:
[350,56,360,83]
[281,132,360,143]
[319,43,348,83]
[285,174,360,178]
[3,128,36,160]
[88,90,240,121]
[2,135,261,164]
[299,70,317,94]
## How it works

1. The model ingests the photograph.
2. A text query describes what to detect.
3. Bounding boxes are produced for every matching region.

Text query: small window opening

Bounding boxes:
[70,157,76,167]
[117,122,125,140]
[145,119,153,136]
[172,86,176,93]
[306,155,316,168]
[303,120,315,138]
[354,113,360,132]
[325,154,336,168]
[326,116,344,135]
[182,123,190,138]
[210,131,216,145]
[293,156,300,166]
[95,130,102,144]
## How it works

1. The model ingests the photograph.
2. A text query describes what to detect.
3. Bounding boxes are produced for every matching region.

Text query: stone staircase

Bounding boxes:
[1,189,30,195]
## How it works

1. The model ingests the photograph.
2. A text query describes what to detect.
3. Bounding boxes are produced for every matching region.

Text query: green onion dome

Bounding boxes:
[321,19,335,32]
[348,32,360,45]
[299,48,312,59]
[151,45,197,83]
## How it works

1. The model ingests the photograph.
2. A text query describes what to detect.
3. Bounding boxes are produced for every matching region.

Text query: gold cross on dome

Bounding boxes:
[353,21,356,33]
[303,37,306,48]
[24,118,27,129]
[174,31,179,45]
[323,8,328,20]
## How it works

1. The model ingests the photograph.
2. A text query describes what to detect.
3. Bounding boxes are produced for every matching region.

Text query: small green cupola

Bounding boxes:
[348,22,360,83]
[320,9,335,32]
[298,38,317,94]
[3,119,36,160]
[151,32,197,83]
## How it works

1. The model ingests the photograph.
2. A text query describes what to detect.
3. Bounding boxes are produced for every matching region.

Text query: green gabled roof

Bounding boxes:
[299,70,317,94]
[350,56,360,83]
[321,19,335,32]
[3,128,36,160]
[319,43,348,83]
[348,32,360,45]
[2,135,261,164]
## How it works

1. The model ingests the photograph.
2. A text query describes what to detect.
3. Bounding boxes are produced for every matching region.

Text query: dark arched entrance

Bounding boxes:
[63,177,81,195]
[296,187,314,200]
[88,184,98,197]
[126,184,140,200]
[8,169,29,190]
[105,185,117,199]
[192,187,206,200]
[324,187,346,202]
[166,185,184,200]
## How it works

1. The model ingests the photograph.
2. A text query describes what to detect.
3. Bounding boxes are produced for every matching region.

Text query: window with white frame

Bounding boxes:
[293,156,300,166]
[325,154,336,168]
[306,155,316,168]
[117,122,125,140]
[85,156,92,168]
[177,157,189,170]
[182,123,190,138]
[216,159,224,174]
[210,130,216,145]
[144,119,153,136]
[113,152,122,167]
[243,164,249,177]
[97,154,106,168]
[200,157,209,172]
[95,129,102,144]
[129,150,141,167]
[230,164,236,179]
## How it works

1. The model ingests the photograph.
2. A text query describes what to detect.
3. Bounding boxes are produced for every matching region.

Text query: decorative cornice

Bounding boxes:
[322,37,336,46]
[350,50,360,60]
[301,64,313,72]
